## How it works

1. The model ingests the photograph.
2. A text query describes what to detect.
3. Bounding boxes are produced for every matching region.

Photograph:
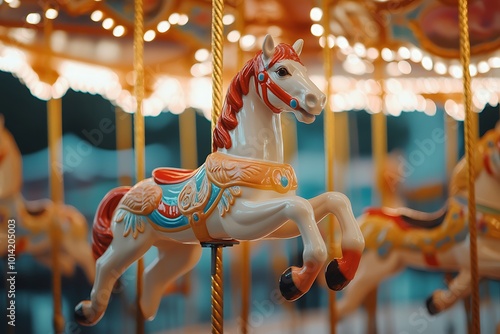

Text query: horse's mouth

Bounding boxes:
[294,107,316,124]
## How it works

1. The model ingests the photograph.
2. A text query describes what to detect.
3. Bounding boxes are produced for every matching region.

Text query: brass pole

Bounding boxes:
[44,14,65,333]
[210,0,225,333]
[115,107,133,186]
[457,0,480,332]
[133,0,146,332]
[47,97,64,334]
[321,1,337,333]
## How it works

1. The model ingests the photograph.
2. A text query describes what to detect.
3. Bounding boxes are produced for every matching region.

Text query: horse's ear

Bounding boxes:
[262,34,275,64]
[293,39,304,56]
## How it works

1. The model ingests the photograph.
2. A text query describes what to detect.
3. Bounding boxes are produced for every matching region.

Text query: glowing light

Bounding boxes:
[424,99,436,116]
[366,47,379,60]
[354,43,366,58]
[102,18,114,30]
[240,34,256,51]
[169,13,180,25]
[381,48,394,62]
[26,13,41,25]
[91,10,103,22]
[45,8,58,20]
[397,46,410,59]
[434,61,447,75]
[449,64,462,78]
[397,60,411,74]
[223,14,235,25]
[421,56,433,71]
[227,30,241,43]
[336,36,349,49]
[310,7,323,22]
[144,30,156,42]
[310,24,324,37]
[410,47,423,63]
[477,61,490,73]
[112,25,125,37]
[155,21,170,33]
[488,56,500,68]
[469,64,477,77]
[195,48,209,62]
[9,0,20,8]
[178,14,189,26]
[319,35,335,49]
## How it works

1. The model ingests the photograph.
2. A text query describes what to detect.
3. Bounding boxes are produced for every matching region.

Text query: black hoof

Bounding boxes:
[325,259,350,291]
[279,267,304,301]
[426,296,440,315]
[74,302,93,326]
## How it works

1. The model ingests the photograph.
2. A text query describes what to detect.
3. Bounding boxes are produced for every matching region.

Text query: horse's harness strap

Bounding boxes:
[255,56,300,114]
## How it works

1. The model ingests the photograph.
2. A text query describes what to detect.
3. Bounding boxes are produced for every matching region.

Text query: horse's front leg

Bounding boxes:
[268,192,364,290]
[309,192,364,290]
[225,197,327,301]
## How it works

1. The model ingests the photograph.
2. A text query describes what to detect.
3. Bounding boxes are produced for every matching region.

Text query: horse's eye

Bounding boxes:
[276,67,290,77]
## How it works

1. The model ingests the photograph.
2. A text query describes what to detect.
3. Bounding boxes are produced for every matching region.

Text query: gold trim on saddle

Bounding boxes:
[206,152,298,193]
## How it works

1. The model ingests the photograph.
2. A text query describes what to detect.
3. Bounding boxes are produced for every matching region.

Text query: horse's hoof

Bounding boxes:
[279,267,304,301]
[426,296,440,315]
[74,301,97,326]
[325,259,350,291]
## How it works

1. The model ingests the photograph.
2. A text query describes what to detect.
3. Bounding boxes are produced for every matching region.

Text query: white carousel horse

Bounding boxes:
[75,35,365,326]
[337,125,500,318]
[0,115,95,282]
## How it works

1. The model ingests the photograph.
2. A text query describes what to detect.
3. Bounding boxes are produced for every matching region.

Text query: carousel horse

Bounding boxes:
[337,125,500,318]
[0,116,95,282]
[74,35,365,326]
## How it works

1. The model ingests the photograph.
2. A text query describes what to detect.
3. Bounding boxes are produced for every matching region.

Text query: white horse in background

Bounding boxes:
[0,115,95,282]
[75,35,364,326]
[337,125,500,318]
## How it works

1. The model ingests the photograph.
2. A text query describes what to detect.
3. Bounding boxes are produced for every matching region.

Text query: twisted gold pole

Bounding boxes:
[210,0,225,333]
[211,246,224,334]
[321,1,337,333]
[133,0,145,333]
[211,0,224,131]
[457,0,480,333]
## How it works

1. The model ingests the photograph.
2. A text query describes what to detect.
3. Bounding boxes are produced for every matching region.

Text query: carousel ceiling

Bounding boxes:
[0,0,499,118]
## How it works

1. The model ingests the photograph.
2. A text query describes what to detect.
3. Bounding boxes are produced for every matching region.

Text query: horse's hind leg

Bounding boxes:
[75,221,156,326]
[140,240,202,320]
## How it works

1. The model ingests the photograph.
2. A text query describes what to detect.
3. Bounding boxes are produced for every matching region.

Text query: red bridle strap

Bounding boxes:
[254,56,300,114]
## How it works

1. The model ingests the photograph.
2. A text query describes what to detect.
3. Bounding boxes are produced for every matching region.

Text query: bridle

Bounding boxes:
[254,55,302,114]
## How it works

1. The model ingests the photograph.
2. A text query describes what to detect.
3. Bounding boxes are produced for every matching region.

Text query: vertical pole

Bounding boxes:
[44,14,64,333]
[211,0,224,333]
[133,0,145,332]
[115,107,133,186]
[47,97,64,334]
[457,0,480,332]
[321,1,337,333]
[179,108,198,170]
[444,113,458,178]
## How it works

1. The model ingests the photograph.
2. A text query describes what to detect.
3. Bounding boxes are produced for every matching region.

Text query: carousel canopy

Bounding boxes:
[0,0,499,118]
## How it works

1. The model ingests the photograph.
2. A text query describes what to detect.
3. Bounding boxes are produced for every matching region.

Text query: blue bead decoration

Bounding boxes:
[258,72,265,82]
[193,213,199,222]
[290,99,298,109]
[281,176,289,187]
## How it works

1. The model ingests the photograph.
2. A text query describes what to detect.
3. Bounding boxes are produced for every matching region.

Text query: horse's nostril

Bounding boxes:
[305,93,319,108]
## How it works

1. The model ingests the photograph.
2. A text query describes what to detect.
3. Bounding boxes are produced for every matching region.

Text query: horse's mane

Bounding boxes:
[212,43,302,151]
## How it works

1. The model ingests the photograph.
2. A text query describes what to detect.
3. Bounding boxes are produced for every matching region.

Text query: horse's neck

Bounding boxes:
[0,133,23,199]
[220,80,284,163]
[472,170,500,211]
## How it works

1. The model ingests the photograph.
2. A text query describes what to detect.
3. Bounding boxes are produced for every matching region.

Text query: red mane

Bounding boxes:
[212,43,302,151]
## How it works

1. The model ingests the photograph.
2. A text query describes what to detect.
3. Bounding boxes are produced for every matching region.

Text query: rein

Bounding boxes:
[254,56,301,113]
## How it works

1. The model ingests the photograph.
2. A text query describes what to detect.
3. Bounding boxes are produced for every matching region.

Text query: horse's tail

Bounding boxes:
[92,187,131,260]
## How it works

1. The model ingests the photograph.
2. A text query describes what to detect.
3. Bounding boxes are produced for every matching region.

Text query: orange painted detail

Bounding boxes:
[152,167,198,185]
[336,248,362,281]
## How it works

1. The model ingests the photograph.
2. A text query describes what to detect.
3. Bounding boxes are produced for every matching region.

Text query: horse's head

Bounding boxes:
[256,35,326,123]
[482,123,500,181]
